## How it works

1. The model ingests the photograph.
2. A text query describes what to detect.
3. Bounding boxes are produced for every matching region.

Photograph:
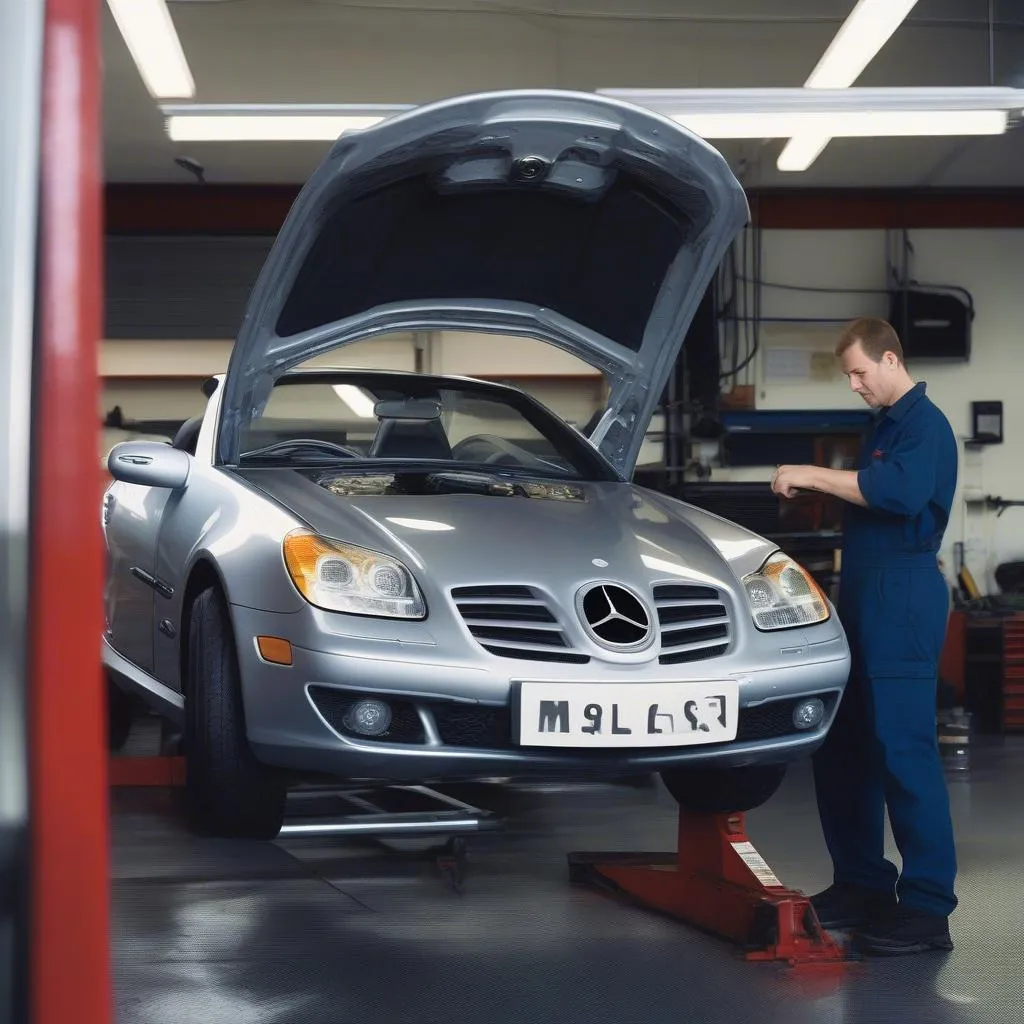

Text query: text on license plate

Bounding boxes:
[516,680,740,748]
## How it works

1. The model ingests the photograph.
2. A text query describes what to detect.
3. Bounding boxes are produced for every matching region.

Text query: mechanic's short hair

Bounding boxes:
[835,316,905,364]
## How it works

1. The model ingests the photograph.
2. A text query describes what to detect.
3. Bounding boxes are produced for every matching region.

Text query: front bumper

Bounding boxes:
[232,604,850,782]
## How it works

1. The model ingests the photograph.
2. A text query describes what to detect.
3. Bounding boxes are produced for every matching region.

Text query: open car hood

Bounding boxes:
[218,90,748,476]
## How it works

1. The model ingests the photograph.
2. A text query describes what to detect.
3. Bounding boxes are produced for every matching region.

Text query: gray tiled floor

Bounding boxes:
[111,737,1024,1024]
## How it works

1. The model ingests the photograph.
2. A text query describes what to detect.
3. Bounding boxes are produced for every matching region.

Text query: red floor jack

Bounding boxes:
[569,808,854,969]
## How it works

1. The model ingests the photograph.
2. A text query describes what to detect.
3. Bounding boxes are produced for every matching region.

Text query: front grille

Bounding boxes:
[452,585,589,664]
[428,702,512,749]
[653,583,731,664]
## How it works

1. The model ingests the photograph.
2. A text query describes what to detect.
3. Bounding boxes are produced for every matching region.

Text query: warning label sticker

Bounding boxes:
[731,841,783,888]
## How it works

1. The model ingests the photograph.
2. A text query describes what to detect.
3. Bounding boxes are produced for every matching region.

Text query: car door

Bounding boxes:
[149,482,207,692]
[102,477,171,673]
[215,89,749,481]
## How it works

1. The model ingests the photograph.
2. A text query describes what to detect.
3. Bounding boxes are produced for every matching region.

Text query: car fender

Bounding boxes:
[177,487,308,616]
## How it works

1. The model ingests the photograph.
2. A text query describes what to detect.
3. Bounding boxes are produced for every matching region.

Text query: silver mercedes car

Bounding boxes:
[102,89,851,839]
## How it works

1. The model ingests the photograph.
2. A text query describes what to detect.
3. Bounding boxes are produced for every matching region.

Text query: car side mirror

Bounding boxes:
[107,441,190,490]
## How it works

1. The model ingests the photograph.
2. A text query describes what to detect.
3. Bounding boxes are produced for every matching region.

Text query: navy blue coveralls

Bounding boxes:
[813,381,959,917]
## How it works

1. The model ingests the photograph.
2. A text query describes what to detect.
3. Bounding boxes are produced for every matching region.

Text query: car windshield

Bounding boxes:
[237,373,611,481]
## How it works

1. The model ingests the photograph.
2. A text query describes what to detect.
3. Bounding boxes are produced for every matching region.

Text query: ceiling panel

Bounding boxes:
[102,0,1024,187]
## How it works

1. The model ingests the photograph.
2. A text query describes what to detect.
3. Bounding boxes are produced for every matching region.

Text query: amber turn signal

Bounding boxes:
[256,636,293,665]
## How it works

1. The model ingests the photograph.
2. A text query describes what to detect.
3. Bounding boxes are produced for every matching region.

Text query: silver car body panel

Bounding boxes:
[216,89,750,478]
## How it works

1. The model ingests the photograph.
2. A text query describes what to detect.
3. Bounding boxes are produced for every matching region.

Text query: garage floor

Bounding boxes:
[111,737,1024,1024]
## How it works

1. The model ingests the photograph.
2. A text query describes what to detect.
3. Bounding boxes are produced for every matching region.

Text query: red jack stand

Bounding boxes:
[568,809,853,967]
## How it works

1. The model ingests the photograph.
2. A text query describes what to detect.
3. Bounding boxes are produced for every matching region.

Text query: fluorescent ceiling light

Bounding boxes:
[779,0,920,170]
[775,135,834,173]
[168,115,385,142]
[332,384,378,418]
[163,91,1023,148]
[599,88,1019,149]
[805,0,920,89]
[675,109,1007,140]
[107,0,194,99]
[599,86,1024,114]
[162,103,412,142]
[776,130,835,172]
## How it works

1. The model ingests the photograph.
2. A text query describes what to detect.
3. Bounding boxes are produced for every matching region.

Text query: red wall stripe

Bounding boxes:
[103,183,1024,234]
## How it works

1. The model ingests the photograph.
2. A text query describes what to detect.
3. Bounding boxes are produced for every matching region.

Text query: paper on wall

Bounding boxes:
[762,346,813,382]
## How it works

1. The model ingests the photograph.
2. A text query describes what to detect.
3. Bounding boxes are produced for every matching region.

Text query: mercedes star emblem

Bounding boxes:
[578,583,653,650]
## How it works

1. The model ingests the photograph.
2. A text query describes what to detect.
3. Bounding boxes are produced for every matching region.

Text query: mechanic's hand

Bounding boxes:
[771,464,814,499]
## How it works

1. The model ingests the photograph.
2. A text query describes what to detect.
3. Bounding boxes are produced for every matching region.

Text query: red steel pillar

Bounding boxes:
[31,1,110,1023]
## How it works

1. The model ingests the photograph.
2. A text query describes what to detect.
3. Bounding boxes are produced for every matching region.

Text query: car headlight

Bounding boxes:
[282,530,426,619]
[742,552,830,631]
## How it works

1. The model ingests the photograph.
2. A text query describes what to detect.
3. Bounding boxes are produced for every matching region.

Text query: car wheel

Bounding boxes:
[183,584,287,839]
[107,675,135,752]
[659,763,788,814]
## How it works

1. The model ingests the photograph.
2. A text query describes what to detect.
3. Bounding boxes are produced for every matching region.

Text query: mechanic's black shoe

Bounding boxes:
[809,882,897,930]
[854,905,954,956]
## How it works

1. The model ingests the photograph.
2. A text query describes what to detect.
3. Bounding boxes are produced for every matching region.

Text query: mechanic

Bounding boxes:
[771,316,958,956]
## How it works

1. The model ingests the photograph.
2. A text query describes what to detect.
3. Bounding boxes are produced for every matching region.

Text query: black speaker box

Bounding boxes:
[889,287,972,361]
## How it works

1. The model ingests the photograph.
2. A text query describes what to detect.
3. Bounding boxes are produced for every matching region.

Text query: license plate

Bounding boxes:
[515,680,740,749]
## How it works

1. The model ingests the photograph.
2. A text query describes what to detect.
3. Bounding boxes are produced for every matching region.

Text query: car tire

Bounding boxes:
[183,584,287,839]
[107,675,135,752]
[659,763,788,814]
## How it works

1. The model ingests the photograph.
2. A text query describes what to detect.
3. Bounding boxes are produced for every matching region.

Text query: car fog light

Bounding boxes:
[344,699,393,737]
[793,698,825,731]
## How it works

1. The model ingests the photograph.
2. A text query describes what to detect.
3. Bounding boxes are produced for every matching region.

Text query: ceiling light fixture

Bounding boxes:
[162,90,1023,146]
[778,0,921,171]
[598,85,1024,115]
[598,87,1020,142]
[162,103,413,142]
[775,134,835,173]
[676,109,1006,140]
[107,0,194,99]
[804,0,921,90]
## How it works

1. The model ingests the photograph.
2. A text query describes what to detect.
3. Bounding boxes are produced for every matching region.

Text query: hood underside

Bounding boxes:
[219,90,749,476]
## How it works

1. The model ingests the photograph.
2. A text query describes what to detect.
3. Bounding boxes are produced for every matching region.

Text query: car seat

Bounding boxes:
[369,418,452,461]
[171,416,203,456]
